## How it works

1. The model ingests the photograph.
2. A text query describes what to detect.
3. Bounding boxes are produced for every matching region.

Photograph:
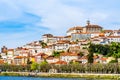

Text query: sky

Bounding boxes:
[0,0,120,48]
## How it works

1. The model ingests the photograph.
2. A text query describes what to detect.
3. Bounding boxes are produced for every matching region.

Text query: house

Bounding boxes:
[1,53,7,59]
[71,33,91,41]
[7,59,13,64]
[113,30,120,36]
[7,49,14,59]
[52,60,67,65]
[99,57,108,64]
[14,56,23,65]
[103,30,113,36]
[46,56,59,64]
[79,56,88,64]
[54,40,69,51]
[60,52,79,63]
[35,53,48,63]
[1,46,7,53]
[14,48,30,57]
[0,59,5,64]
[67,26,83,36]
[107,36,120,43]
[39,46,53,55]
[14,56,27,65]
[69,46,80,53]
[90,32,100,38]
[42,34,54,43]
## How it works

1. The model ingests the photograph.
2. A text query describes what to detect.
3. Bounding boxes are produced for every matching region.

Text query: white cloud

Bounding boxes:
[0,0,120,48]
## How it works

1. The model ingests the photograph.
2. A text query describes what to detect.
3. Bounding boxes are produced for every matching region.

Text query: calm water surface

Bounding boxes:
[0,76,112,80]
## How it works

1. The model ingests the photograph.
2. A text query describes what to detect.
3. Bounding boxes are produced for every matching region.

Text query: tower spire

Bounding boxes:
[87,20,90,26]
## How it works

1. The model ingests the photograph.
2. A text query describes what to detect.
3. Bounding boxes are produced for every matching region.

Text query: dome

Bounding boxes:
[85,20,102,28]
[85,24,102,28]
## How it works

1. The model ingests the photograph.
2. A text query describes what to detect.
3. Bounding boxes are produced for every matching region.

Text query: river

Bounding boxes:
[0,76,112,80]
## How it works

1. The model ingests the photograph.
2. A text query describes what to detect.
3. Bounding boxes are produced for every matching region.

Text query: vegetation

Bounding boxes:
[41,42,47,48]
[52,51,64,57]
[87,43,94,63]
[88,42,120,58]
[30,62,38,70]
[0,63,120,74]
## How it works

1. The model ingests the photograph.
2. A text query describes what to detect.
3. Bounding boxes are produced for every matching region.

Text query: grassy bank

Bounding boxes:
[0,72,120,79]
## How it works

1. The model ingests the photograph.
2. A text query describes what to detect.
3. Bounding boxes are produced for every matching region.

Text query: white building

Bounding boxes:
[67,26,83,36]
[108,36,120,43]
[60,52,79,63]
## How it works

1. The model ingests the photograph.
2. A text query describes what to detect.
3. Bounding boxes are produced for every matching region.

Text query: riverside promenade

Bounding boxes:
[1,72,120,79]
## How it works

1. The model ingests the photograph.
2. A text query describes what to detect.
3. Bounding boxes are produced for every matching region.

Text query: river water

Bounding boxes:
[0,76,112,80]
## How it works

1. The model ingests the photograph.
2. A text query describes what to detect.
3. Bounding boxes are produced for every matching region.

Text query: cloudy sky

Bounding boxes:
[0,0,120,48]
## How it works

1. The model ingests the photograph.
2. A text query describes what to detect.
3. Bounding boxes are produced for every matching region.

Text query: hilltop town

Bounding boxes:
[0,20,120,65]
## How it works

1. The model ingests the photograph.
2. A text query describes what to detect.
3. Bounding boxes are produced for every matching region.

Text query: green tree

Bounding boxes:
[78,52,84,57]
[52,51,64,57]
[39,60,50,72]
[31,62,38,71]
[87,44,94,63]
[41,42,47,48]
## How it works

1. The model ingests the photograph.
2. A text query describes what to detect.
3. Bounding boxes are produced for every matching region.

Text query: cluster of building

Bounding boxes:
[0,21,120,65]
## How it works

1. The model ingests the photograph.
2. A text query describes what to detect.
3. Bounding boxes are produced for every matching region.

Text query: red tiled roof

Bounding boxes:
[85,24,102,28]
[54,61,67,65]
[108,36,120,38]
[101,57,107,61]
[60,52,78,56]
[0,59,4,64]
[14,56,23,59]
[8,49,14,51]
[103,30,113,32]
[67,26,83,32]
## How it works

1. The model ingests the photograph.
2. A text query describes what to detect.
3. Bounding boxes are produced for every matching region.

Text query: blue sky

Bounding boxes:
[0,0,120,48]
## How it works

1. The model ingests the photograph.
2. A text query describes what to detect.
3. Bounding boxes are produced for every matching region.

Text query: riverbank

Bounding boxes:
[0,72,120,79]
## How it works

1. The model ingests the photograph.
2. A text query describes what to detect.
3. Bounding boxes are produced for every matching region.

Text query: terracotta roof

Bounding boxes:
[64,35,71,38]
[42,34,53,37]
[72,32,100,34]
[99,33,105,37]
[57,40,70,44]
[101,57,107,61]
[85,24,102,28]
[8,49,14,51]
[54,60,67,65]
[108,36,120,38]
[79,56,87,60]
[70,42,77,44]
[36,53,45,56]
[0,59,4,64]
[60,52,78,56]
[94,55,99,59]
[14,56,23,59]
[67,26,83,32]
[54,36,64,38]
[103,30,113,32]
[46,56,54,60]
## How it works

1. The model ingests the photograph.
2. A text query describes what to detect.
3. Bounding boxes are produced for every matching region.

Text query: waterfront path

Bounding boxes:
[1,72,120,79]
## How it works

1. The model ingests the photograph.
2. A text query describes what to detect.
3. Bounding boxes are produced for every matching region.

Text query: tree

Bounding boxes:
[52,51,64,57]
[87,44,94,63]
[39,60,48,67]
[52,51,60,57]
[31,62,38,71]
[39,60,50,72]
[79,52,84,57]
[41,42,47,48]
